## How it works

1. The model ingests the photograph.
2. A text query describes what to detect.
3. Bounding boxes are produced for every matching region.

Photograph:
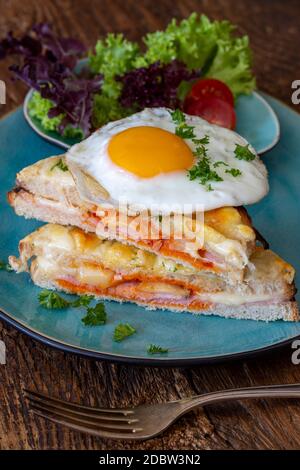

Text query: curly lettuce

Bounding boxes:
[28,92,84,138]
[28,92,64,132]
[137,13,255,97]
[27,14,255,135]
[205,35,256,97]
[89,34,139,126]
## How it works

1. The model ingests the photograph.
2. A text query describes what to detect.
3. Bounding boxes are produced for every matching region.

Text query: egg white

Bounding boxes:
[66,107,269,214]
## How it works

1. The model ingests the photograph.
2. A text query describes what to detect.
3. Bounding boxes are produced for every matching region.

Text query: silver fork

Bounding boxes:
[25,384,300,441]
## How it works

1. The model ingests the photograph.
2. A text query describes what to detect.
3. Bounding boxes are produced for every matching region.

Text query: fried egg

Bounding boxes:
[66,108,268,214]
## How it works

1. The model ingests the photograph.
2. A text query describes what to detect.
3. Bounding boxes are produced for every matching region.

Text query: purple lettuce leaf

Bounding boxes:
[0,23,101,135]
[118,59,201,110]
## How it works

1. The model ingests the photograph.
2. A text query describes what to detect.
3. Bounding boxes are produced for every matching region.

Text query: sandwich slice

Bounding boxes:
[8,155,259,282]
[9,224,298,321]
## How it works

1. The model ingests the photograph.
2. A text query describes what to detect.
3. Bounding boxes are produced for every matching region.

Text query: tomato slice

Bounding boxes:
[184,95,236,129]
[187,78,234,107]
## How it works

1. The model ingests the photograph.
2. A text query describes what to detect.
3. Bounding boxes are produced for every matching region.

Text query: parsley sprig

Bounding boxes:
[170,109,223,191]
[147,344,169,354]
[234,143,256,161]
[188,154,223,190]
[0,260,13,272]
[38,290,94,309]
[50,158,68,172]
[170,109,196,139]
[213,161,229,168]
[113,323,136,342]
[38,290,70,309]
[38,289,108,327]
[170,109,246,189]
[72,295,95,307]
[81,302,107,326]
[225,168,242,177]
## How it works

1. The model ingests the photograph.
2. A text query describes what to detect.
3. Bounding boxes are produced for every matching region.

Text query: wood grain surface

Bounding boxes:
[1,0,300,450]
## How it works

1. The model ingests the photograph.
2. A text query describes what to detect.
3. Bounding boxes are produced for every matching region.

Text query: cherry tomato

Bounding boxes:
[187,78,234,107]
[184,95,236,130]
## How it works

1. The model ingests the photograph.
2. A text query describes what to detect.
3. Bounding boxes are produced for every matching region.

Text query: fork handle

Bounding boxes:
[178,383,300,412]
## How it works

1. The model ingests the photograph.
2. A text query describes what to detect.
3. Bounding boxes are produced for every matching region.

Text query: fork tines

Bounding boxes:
[24,389,143,439]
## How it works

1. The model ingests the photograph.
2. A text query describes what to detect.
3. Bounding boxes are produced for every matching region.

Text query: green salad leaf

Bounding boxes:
[138,13,255,97]
[89,34,139,126]
[28,91,64,132]
[28,91,84,138]
[28,14,255,134]
[206,35,256,97]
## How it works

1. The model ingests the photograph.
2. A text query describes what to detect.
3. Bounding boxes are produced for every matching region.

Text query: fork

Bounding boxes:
[25,384,300,441]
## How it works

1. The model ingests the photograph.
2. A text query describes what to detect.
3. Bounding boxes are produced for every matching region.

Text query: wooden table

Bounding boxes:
[1,0,300,450]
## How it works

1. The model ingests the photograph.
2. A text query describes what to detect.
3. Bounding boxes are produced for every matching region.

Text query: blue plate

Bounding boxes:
[23,90,280,154]
[0,94,299,366]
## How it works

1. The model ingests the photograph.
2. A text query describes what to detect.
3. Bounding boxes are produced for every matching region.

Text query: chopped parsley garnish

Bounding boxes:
[0,260,13,271]
[170,110,225,191]
[39,290,95,310]
[147,344,169,354]
[170,109,196,139]
[234,143,256,161]
[225,168,242,177]
[38,290,106,325]
[72,295,94,307]
[192,140,209,158]
[170,109,186,126]
[170,110,247,189]
[176,125,196,139]
[50,158,68,172]
[81,302,107,326]
[113,323,136,342]
[188,156,223,187]
[213,161,229,168]
[38,290,70,309]
[192,135,210,146]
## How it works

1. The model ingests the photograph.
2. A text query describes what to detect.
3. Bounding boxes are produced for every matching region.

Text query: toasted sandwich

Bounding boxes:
[7,108,298,321]
[9,224,298,321]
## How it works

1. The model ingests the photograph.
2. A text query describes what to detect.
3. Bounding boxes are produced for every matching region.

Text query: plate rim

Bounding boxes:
[0,306,299,366]
[251,91,280,154]
[23,89,280,154]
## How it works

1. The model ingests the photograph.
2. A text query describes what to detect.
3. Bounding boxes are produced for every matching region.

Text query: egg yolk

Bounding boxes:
[108,126,194,178]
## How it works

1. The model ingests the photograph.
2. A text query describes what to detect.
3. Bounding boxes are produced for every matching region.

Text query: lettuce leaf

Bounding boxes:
[137,13,255,97]
[28,91,84,138]
[23,14,255,135]
[205,36,256,97]
[28,91,64,132]
[89,34,139,126]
